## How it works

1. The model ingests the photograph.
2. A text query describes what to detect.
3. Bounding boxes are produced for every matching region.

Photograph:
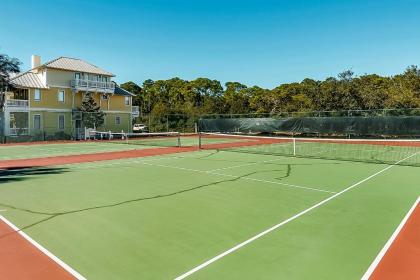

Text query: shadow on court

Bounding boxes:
[0,166,68,184]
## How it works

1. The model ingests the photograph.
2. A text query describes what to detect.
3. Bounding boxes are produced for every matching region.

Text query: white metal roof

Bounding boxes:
[10,72,48,89]
[41,57,115,76]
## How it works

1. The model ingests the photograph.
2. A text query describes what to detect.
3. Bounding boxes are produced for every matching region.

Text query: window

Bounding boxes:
[14,88,29,100]
[58,115,65,130]
[124,96,130,106]
[34,89,41,101]
[75,73,81,80]
[58,90,65,102]
[101,94,109,100]
[34,115,41,130]
[115,116,121,125]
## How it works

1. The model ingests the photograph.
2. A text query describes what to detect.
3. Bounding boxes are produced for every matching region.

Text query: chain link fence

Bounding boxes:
[0,110,134,143]
[135,113,199,133]
[1,108,419,143]
[199,108,420,119]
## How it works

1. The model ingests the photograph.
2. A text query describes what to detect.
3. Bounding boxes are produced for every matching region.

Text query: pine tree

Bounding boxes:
[78,92,105,129]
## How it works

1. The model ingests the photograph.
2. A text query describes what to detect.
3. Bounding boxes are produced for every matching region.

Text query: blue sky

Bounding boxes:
[2,0,420,88]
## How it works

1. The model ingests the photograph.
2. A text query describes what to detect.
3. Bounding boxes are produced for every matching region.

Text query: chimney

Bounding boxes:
[31,55,41,69]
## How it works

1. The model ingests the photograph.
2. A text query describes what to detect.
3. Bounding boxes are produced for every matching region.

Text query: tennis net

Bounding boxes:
[88,131,182,147]
[198,132,420,166]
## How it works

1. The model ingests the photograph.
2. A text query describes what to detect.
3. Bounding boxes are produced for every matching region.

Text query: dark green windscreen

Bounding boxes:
[199,116,420,137]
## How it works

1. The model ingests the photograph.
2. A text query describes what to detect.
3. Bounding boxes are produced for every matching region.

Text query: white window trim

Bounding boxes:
[124,96,130,106]
[34,89,41,102]
[33,114,41,130]
[115,115,121,125]
[58,114,65,130]
[58,90,65,102]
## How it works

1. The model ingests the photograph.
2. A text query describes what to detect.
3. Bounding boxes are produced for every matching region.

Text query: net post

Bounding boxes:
[198,132,202,149]
[125,130,129,144]
[177,132,181,147]
[293,137,296,156]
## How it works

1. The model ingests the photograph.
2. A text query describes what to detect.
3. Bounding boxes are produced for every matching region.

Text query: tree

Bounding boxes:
[189,78,223,113]
[78,93,105,129]
[119,64,420,127]
[0,54,21,110]
[247,86,272,113]
[224,82,248,114]
[354,74,389,110]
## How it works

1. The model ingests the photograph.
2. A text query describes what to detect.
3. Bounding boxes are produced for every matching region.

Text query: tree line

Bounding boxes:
[121,67,420,119]
[2,53,419,118]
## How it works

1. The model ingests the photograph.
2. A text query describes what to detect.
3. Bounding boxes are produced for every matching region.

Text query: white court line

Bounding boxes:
[174,151,419,280]
[361,196,420,280]
[0,215,87,280]
[141,162,336,194]
[0,209,7,212]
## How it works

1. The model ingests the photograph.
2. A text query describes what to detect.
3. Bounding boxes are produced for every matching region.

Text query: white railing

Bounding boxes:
[9,127,29,135]
[71,79,115,93]
[132,106,139,117]
[6,99,29,107]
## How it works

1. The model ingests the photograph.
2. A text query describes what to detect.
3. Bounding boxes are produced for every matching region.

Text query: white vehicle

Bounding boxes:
[133,123,148,133]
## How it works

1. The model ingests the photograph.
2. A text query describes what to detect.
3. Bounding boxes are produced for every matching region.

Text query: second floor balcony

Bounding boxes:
[6,99,29,108]
[71,79,115,94]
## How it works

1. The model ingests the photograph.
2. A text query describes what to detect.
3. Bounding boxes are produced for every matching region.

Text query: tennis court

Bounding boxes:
[0,133,419,279]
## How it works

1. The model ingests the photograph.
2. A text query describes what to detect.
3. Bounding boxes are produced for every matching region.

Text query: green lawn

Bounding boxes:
[0,149,419,279]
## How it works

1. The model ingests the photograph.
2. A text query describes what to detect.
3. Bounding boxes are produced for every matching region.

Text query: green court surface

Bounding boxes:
[0,146,419,279]
[0,141,143,160]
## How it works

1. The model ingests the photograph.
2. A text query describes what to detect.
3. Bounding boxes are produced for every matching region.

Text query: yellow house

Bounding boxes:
[3,55,139,140]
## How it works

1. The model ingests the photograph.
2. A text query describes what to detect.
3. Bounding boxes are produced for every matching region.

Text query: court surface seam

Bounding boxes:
[141,161,336,194]
[207,157,290,172]
[173,151,419,280]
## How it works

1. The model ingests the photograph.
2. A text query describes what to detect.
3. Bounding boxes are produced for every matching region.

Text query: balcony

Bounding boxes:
[6,99,29,107]
[9,127,29,135]
[132,106,140,117]
[71,79,115,94]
